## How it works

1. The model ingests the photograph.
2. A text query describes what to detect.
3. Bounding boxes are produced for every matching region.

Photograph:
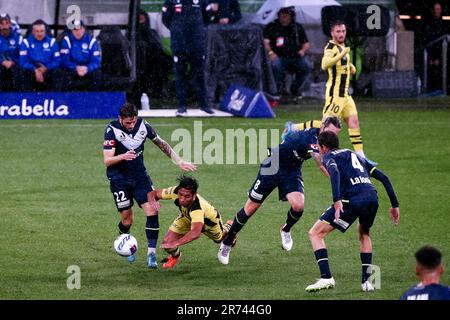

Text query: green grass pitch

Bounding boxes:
[1,97,449,300]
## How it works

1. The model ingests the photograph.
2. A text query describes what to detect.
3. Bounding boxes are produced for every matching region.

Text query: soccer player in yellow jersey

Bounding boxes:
[320,21,376,164]
[147,175,234,269]
[282,22,377,164]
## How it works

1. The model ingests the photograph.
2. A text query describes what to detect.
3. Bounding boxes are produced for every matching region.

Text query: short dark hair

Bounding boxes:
[278,6,295,18]
[175,175,199,194]
[318,130,339,150]
[323,116,341,129]
[331,20,346,30]
[32,19,47,28]
[119,102,138,118]
[415,246,442,270]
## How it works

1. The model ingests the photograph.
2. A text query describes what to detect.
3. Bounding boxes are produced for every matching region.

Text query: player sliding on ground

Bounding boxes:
[305,131,399,293]
[147,175,236,269]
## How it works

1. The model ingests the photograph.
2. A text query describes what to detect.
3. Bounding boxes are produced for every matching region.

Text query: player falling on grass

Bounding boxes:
[147,175,235,269]
[283,21,376,165]
[218,117,342,265]
[103,102,196,268]
[305,131,399,292]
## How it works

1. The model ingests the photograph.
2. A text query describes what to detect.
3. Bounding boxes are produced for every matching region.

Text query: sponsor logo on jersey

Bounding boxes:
[0,99,69,117]
[350,176,372,185]
[103,140,115,147]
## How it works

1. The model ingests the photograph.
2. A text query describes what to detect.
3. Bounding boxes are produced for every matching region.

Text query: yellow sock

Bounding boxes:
[293,120,322,131]
[348,128,364,152]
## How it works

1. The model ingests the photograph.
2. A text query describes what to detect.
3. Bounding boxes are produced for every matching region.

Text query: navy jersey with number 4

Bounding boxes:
[401,283,450,300]
[323,149,377,202]
[103,118,158,178]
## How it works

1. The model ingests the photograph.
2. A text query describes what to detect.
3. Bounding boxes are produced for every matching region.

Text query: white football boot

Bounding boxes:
[361,280,375,292]
[218,242,232,265]
[305,277,336,292]
[280,224,293,251]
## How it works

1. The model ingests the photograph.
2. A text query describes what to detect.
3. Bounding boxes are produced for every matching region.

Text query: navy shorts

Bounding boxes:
[320,200,379,233]
[248,166,304,203]
[109,173,154,212]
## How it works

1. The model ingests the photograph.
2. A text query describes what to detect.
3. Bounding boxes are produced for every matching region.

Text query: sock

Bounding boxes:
[361,252,373,283]
[223,208,249,246]
[165,247,180,258]
[145,215,159,250]
[282,207,303,232]
[314,248,332,279]
[293,120,322,131]
[118,221,130,234]
[348,128,364,153]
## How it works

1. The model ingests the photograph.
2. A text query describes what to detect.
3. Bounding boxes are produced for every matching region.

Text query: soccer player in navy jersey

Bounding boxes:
[305,130,399,292]
[218,117,342,265]
[400,246,450,300]
[103,103,196,268]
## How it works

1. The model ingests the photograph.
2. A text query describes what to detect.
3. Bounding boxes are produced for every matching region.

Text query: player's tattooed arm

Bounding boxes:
[152,136,197,172]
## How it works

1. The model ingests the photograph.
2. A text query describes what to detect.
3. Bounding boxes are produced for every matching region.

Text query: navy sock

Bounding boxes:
[314,248,332,279]
[282,208,303,232]
[118,221,130,234]
[223,208,249,246]
[360,252,373,283]
[145,215,160,249]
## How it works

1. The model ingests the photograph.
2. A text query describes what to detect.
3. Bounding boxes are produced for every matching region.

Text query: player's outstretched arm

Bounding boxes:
[311,153,329,177]
[371,168,400,225]
[321,47,350,70]
[152,136,197,172]
[160,222,203,249]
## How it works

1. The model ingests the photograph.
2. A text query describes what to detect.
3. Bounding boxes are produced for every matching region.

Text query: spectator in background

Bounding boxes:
[0,13,23,91]
[423,2,447,93]
[60,20,102,91]
[130,9,173,108]
[19,19,61,91]
[263,7,311,100]
[207,0,242,25]
[162,0,215,116]
[400,246,450,300]
[0,13,22,36]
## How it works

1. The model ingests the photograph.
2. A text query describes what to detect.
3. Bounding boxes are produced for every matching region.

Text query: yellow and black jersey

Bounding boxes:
[292,119,322,132]
[322,40,354,98]
[161,186,222,228]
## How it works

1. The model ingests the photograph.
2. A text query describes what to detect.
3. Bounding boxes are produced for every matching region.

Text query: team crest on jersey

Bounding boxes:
[43,42,49,49]
[119,132,126,140]
[82,43,88,50]
[10,39,15,45]
[193,0,199,4]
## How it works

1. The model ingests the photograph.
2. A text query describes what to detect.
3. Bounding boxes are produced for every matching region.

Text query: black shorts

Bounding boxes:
[109,173,154,212]
[248,167,304,203]
[320,200,379,233]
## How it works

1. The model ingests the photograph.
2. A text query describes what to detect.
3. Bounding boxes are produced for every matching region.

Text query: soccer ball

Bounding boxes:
[114,234,138,257]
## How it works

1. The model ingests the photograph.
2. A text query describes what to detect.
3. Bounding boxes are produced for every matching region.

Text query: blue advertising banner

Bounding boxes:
[219,85,275,118]
[0,92,126,119]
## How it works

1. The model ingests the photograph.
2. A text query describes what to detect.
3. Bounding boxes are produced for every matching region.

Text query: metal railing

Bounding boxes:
[422,34,450,93]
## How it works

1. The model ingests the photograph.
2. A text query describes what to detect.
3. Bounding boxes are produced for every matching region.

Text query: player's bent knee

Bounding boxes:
[291,203,304,213]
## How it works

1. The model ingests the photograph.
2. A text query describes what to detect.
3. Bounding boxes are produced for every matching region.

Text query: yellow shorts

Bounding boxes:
[322,95,357,122]
[169,215,224,243]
